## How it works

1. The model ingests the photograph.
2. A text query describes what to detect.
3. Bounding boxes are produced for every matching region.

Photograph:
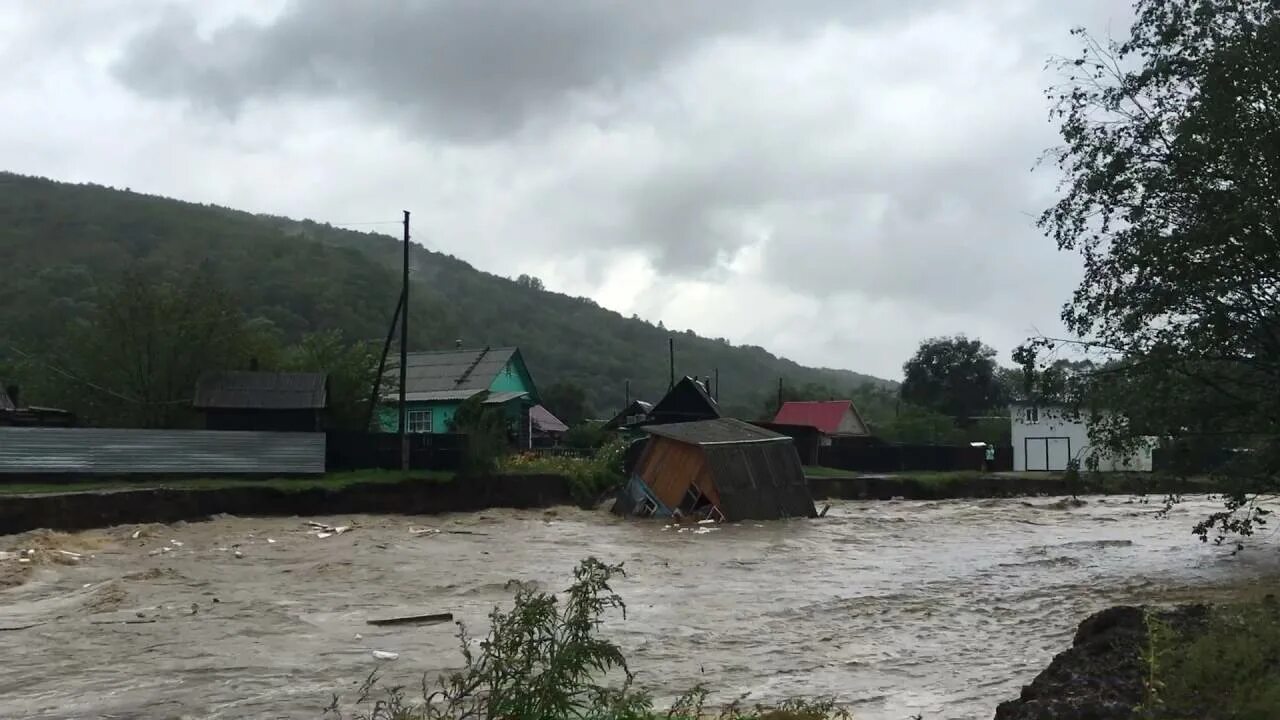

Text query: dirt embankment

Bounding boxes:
[807,474,1207,501]
[995,600,1280,719]
[994,605,1151,719]
[0,474,572,535]
[1,472,1215,535]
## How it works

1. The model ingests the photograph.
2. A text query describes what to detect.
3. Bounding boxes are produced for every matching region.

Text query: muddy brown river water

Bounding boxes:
[1,496,1278,720]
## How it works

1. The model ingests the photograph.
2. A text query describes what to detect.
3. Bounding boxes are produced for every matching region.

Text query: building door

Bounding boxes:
[1046,437,1071,471]
[1024,437,1071,471]
[1025,438,1048,471]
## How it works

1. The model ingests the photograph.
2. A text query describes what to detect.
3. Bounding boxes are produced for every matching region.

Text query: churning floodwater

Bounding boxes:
[2,497,1278,720]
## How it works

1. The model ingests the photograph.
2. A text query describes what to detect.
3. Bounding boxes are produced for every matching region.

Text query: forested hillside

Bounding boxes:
[0,172,889,420]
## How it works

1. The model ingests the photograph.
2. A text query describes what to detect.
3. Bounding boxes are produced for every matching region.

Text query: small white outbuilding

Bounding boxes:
[1010,402,1155,472]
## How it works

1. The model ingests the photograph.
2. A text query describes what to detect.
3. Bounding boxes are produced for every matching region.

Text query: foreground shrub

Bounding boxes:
[324,558,849,720]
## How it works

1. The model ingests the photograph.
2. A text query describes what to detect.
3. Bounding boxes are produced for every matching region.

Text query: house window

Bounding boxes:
[407,410,433,434]
[1024,407,1039,423]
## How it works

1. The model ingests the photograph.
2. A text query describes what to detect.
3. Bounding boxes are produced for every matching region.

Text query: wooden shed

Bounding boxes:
[613,418,816,521]
[193,371,328,432]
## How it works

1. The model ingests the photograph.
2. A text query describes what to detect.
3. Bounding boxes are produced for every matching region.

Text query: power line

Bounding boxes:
[4,344,191,406]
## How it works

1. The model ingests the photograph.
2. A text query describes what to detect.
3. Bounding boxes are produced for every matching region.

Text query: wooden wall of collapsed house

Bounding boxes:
[634,436,720,510]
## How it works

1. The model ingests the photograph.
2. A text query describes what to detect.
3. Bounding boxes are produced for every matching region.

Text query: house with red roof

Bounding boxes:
[772,400,870,438]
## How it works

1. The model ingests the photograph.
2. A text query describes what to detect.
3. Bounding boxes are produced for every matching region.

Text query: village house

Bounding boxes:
[1010,401,1155,472]
[603,400,653,431]
[613,417,816,521]
[771,400,870,440]
[379,346,540,447]
[193,371,329,432]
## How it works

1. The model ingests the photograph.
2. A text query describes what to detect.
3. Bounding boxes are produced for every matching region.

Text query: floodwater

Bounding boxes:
[2,497,1278,720]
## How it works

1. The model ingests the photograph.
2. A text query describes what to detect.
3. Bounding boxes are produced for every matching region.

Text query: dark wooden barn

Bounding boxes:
[646,376,720,425]
[193,371,328,432]
[750,422,824,466]
[613,418,816,521]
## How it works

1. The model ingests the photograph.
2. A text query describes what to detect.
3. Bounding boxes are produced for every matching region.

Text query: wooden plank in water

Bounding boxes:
[366,612,454,627]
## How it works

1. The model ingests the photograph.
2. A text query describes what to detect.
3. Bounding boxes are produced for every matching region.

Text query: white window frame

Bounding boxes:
[407,409,433,434]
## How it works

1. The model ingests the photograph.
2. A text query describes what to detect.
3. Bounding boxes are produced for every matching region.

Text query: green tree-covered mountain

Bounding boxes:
[0,172,890,420]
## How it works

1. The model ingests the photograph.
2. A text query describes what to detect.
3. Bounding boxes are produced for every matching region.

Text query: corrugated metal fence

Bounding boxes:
[0,428,325,476]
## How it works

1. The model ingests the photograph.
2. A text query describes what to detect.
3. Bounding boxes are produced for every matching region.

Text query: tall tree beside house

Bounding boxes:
[449,392,509,476]
[282,329,378,430]
[1026,0,1280,543]
[900,336,1004,426]
[540,381,592,427]
[53,270,268,427]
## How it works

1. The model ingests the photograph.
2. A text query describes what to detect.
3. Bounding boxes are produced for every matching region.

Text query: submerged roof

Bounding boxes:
[772,400,868,435]
[385,347,520,397]
[193,372,328,410]
[643,417,788,446]
[530,404,569,433]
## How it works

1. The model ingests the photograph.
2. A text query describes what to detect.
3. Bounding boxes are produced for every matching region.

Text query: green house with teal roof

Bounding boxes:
[378,346,540,445]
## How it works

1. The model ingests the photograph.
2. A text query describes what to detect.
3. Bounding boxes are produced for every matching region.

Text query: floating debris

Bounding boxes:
[367,612,453,627]
[371,650,399,661]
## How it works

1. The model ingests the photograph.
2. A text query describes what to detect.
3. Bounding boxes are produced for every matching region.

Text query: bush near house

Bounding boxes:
[501,438,630,502]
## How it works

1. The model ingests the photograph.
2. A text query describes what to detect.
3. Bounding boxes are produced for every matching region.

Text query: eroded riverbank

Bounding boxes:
[1,497,1276,719]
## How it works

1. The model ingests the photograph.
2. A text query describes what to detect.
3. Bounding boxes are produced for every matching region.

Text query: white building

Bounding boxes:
[1010,402,1155,472]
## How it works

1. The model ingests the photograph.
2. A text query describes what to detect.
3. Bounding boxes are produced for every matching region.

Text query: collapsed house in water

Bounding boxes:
[614,417,817,521]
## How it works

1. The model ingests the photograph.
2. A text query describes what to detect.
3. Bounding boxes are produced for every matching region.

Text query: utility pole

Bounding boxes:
[399,210,410,471]
[777,376,783,412]
[668,338,675,390]
[714,368,719,402]
[625,379,630,408]
[365,289,405,431]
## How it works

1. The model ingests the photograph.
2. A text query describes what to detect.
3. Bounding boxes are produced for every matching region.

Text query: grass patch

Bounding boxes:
[0,469,455,496]
[1143,600,1280,719]
[801,466,857,478]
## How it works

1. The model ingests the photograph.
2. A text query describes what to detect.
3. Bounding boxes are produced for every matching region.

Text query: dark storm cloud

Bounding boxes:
[112,0,945,141]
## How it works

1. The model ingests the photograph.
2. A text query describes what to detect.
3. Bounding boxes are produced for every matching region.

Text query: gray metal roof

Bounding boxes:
[643,418,789,446]
[194,371,328,410]
[384,347,519,397]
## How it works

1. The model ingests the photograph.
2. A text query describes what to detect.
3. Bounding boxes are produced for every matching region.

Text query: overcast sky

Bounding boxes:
[1,1,1133,380]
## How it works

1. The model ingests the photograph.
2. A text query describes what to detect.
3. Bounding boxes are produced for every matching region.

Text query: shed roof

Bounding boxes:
[643,418,788,446]
[193,372,328,410]
[772,400,867,435]
[385,347,520,397]
[530,404,569,433]
[483,391,529,404]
